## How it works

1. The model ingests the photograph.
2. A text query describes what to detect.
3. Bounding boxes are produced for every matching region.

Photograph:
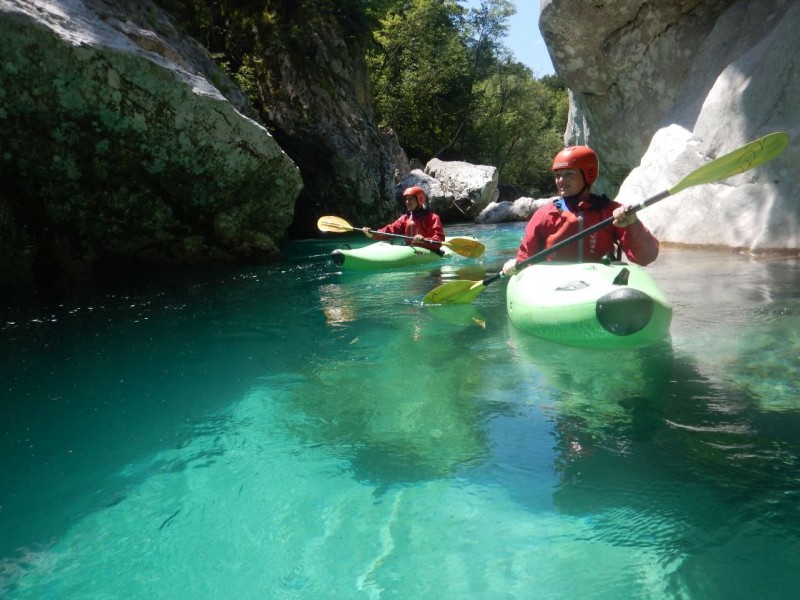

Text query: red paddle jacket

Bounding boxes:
[375,208,445,252]
[515,195,659,265]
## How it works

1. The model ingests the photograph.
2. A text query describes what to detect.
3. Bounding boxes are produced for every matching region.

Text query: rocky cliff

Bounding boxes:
[247,14,403,238]
[0,0,304,292]
[541,0,799,251]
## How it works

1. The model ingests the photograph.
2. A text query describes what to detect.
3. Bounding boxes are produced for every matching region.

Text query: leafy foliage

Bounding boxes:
[367,0,473,159]
[466,61,568,195]
[366,0,567,195]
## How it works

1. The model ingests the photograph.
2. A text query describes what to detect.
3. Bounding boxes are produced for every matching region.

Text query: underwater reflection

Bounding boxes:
[294,281,504,486]
[507,328,675,446]
[318,283,358,327]
[287,347,493,486]
[538,339,800,594]
[435,263,487,283]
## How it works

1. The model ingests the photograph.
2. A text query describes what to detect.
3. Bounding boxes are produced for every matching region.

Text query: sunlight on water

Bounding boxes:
[2,224,799,598]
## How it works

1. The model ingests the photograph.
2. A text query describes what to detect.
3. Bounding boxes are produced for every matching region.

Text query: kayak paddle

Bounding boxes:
[423,131,790,304]
[317,215,485,258]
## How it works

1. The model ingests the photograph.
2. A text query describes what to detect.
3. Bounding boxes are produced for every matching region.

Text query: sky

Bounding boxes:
[465,1,555,76]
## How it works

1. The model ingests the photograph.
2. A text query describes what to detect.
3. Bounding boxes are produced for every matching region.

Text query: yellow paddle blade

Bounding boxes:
[422,279,486,304]
[427,303,487,328]
[317,216,355,233]
[443,237,485,258]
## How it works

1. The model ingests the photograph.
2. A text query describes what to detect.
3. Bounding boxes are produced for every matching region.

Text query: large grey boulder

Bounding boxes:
[423,159,498,223]
[476,197,554,224]
[393,160,499,224]
[541,0,738,193]
[0,0,302,290]
[619,3,799,250]
[541,0,799,250]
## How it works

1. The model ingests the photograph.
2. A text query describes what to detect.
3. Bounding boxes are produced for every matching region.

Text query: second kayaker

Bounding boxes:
[362,186,445,253]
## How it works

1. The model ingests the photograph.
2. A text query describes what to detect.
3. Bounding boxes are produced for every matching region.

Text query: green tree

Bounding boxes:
[367,0,567,195]
[367,0,473,160]
[463,0,515,84]
[467,63,567,195]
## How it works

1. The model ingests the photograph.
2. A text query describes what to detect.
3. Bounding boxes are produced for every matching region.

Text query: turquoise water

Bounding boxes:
[2,222,799,599]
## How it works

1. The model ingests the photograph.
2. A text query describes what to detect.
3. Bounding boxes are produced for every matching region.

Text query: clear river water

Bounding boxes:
[2,222,799,599]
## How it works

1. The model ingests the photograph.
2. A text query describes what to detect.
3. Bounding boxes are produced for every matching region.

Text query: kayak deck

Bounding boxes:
[506,261,672,349]
[331,237,477,271]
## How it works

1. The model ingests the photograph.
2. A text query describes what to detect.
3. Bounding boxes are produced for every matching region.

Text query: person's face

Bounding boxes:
[554,168,585,197]
[403,194,420,210]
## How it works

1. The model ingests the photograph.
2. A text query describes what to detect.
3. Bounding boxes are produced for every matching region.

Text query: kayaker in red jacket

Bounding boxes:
[363,186,445,253]
[502,146,659,274]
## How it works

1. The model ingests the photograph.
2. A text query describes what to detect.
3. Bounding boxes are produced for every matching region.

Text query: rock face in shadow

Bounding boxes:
[0,0,302,291]
[252,16,404,239]
[541,0,799,250]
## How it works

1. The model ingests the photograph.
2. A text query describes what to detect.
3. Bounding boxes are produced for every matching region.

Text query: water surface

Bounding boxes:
[2,223,799,599]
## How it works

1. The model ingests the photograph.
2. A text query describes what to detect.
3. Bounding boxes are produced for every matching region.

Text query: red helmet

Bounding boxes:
[552,146,599,187]
[402,186,428,206]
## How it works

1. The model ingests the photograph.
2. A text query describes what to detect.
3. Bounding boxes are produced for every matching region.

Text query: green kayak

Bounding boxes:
[506,261,672,349]
[331,237,476,271]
